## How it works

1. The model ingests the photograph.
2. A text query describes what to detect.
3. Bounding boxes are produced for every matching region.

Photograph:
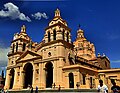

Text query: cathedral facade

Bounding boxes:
[4,9,120,92]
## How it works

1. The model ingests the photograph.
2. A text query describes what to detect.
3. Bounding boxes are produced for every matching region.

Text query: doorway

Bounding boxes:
[23,63,33,88]
[45,62,53,88]
[69,73,74,88]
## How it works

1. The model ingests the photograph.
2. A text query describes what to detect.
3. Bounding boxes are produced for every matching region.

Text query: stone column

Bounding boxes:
[32,68,36,88]
[64,31,67,42]
[107,78,112,92]
[44,34,48,43]
[69,33,71,43]
[51,32,53,41]
[13,68,18,89]
[40,63,46,89]
[4,70,10,90]
[53,61,56,86]
[99,73,105,84]
[86,74,90,89]
[95,77,99,88]
[58,58,64,87]
[19,67,25,89]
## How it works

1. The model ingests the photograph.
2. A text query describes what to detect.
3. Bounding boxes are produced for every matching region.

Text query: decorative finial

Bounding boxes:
[103,53,106,57]
[55,8,60,17]
[97,53,101,57]
[21,25,26,33]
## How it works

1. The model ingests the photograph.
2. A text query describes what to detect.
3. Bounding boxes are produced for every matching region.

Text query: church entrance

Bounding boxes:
[9,68,15,89]
[45,62,53,88]
[69,73,74,88]
[24,63,33,88]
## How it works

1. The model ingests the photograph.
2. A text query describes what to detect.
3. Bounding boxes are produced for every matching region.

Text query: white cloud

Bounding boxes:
[0,2,31,22]
[106,33,120,40]
[0,47,9,67]
[31,12,48,20]
[111,60,120,63]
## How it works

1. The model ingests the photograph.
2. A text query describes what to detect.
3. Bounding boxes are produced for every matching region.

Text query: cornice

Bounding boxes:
[35,40,74,51]
[62,64,98,73]
[11,38,30,43]
[7,51,23,57]
[45,22,71,31]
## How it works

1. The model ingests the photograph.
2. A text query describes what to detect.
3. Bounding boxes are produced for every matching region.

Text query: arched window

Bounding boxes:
[48,32,50,42]
[53,29,56,40]
[16,43,18,52]
[22,43,26,51]
[82,74,86,85]
[12,44,15,53]
[63,30,65,40]
[105,61,107,67]
[67,32,69,42]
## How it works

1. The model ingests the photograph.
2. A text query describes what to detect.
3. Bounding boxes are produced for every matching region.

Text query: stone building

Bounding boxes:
[0,71,5,89]
[4,9,120,92]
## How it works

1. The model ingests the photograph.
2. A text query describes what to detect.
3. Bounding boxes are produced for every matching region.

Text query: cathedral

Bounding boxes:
[4,9,120,92]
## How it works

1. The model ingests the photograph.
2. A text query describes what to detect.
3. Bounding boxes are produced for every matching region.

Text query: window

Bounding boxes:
[83,74,86,85]
[63,30,65,40]
[67,32,69,42]
[105,61,107,67]
[69,73,74,88]
[53,29,56,40]
[16,43,18,52]
[22,43,26,51]
[48,32,50,42]
[12,44,15,53]
[90,77,93,88]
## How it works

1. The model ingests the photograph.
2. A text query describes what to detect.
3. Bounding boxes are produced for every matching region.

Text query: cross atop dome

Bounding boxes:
[77,24,85,39]
[21,25,26,33]
[55,8,61,17]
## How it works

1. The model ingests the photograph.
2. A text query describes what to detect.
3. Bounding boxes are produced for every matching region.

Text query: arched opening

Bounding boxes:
[67,32,69,42]
[53,29,56,40]
[23,63,33,88]
[12,44,15,53]
[45,62,53,88]
[62,30,65,40]
[69,73,74,88]
[90,77,93,88]
[16,43,18,52]
[82,74,86,85]
[48,32,51,42]
[9,68,15,89]
[22,43,26,51]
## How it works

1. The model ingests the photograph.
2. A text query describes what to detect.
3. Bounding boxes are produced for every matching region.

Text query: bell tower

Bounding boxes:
[8,25,31,66]
[44,8,71,44]
[36,9,74,88]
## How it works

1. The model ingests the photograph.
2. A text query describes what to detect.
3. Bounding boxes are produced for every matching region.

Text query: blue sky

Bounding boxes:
[0,0,120,72]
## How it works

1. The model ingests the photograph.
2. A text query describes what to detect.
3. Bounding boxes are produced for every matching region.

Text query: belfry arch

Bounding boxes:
[23,63,33,88]
[45,62,53,88]
[9,68,15,89]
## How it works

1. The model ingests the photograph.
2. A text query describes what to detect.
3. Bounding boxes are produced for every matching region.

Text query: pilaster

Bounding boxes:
[4,70,10,90]
[13,68,18,89]
[19,67,25,89]
[86,74,90,89]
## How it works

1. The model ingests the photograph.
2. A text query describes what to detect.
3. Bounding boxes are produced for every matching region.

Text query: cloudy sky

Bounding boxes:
[0,0,120,72]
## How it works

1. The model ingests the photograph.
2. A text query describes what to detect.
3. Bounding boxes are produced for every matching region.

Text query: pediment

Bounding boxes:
[16,50,42,62]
